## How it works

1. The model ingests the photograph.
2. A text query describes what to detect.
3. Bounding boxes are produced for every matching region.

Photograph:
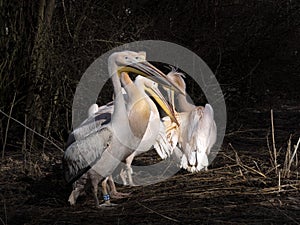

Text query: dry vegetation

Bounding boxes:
[1,0,300,224]
[1,108,299,224]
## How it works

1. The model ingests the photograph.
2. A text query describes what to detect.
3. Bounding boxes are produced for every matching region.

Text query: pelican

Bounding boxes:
[67,103,125,205]
[121,75,176,186]
[163,69,217,172]
[67,75,178,206]
[85,75,176,187]
[64,51,181,207]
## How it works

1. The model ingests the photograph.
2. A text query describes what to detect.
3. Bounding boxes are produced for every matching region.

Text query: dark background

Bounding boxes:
[1,1,300,224]
[1,0,299,150]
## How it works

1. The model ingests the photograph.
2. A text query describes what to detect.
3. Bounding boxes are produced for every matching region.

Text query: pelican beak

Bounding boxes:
[118,61,186,96]
[144,83,179,126]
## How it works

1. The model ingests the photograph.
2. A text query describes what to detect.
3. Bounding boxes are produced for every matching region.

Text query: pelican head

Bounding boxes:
[108,51,185,95]
[135,76,179,125]
[166,69,186,93]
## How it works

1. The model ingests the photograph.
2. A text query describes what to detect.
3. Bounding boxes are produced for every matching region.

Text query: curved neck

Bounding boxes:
[176,93,196,112]
[108,62,122,98]
[134,79,158,115]
[108,62,128,125]
[121,74,147,108]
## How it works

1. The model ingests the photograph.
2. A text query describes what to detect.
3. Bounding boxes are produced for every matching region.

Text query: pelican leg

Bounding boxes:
[68,187,83,206]
[108,175,131,199]
[99,177,117,207]
[195,150,208,172]
[120,168,128,185]
[68,176,87,206]
[91,176,100,207]
[180,154,188,170]
[125,154,136,186]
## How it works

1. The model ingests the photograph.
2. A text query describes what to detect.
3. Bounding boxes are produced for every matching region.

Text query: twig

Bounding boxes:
[22,114,27,154]
[270,109,278,174]
[226,128,266,137]
[229,143,266,178]
[288,137,300,171]
[220,60,261,86]
[262,183,300,193]
[283,135,292,177]
[0,196,7,225]
[137,201,180,223]
[61,0,73,38]
[0,109,63,152]
[2,92,16,159]
[0,216,5,225]
[92,39,124,45]
[253,160,263,174]
[266,131,275,167]
[259,191,300,224]
[265,164,281,176]
[278,170,281,192]
[240,162,267,178]
[220,151,236,163]
[214,46,222,76]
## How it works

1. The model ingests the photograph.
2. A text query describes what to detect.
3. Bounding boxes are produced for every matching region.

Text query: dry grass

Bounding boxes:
[268,109,299,189]
[0,108,299,224]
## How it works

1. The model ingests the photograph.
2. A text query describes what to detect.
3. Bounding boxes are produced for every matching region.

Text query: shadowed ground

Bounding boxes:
[1,105,300,225]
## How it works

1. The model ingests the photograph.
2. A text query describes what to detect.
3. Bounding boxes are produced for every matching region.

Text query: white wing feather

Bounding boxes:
[153,121,174,159]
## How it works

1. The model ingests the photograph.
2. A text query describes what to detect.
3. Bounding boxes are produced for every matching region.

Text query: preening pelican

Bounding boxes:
[64,51,180,207]
[164,70,217,172]
[121,75,177,186]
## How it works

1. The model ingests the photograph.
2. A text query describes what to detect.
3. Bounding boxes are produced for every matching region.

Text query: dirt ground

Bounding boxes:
[1,105,300,225]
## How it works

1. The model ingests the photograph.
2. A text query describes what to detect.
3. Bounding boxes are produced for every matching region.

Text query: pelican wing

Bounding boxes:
[184,104,217,172]
[201,104,217,155]
[190,104,216,153]
[153,121,175,159]
[63,127,113,184]
[66,103,113,147]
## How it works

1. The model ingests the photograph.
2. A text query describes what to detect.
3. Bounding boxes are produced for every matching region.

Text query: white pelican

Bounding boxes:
[67,103,125,205]
[164,70,217,172]
[66,81,176,205]
[64,51,181,207]
[69,76,176,189]
[121,75,176,186]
